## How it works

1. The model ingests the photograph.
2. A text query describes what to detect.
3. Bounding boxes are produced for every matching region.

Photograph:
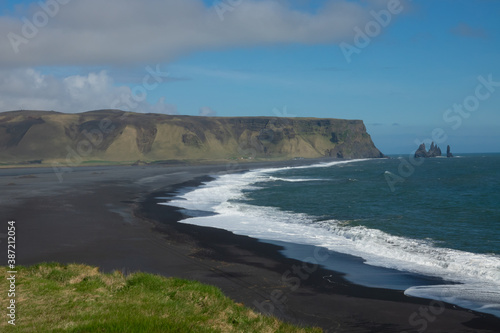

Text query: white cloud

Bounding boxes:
[450,22,487,39]
[147,97,178,115]
[0,68,176,114]
[0,0,411,114]
[199,106,217,116]
[0,0,376,68]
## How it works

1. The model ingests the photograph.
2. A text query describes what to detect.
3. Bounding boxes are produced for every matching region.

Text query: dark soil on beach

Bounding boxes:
[1,162,499,332]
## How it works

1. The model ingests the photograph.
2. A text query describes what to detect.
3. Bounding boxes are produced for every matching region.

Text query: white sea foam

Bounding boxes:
[405,284,500,318]
[159,159,500,317]
[269,176,327,182]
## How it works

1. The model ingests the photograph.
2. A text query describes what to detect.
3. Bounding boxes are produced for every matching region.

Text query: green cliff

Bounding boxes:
[0,110,384,165]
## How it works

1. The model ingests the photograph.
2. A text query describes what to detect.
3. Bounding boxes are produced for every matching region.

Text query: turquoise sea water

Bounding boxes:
[247,154,500,255]
[162,154,500,317]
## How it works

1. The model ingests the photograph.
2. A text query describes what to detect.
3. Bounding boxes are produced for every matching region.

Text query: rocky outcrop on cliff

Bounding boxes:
[414,142,442,158]
[0,110,384,165]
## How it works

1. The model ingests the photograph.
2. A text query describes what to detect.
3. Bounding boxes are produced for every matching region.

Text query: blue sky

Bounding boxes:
[0,0,499,154]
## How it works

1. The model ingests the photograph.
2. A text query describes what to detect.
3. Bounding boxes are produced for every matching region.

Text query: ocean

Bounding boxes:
[160,154,500,318]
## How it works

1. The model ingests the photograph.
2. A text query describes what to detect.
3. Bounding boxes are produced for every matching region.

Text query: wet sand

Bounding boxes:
[1,162,499,332]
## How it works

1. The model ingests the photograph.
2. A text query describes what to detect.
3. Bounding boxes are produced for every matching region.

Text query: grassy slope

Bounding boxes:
[0,263,321,333]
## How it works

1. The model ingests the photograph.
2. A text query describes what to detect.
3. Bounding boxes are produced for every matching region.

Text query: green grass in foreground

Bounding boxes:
[1,263,321,332]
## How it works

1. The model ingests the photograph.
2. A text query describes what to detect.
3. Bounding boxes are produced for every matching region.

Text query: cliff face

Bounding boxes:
[0,110,384,165]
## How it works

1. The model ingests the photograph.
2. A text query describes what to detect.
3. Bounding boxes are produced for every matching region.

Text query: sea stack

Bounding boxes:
[447,145,453,158]
[414,142,442,158]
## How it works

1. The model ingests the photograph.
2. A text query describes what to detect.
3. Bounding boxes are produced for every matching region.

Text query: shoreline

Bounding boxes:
[1,161,499,332]
[143,177,500,332]
[157,174,455,292]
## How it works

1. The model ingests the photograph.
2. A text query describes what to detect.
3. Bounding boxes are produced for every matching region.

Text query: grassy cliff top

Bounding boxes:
[0,263,320,332]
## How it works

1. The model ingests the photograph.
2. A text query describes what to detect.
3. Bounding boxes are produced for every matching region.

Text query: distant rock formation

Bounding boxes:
[414,144,427,158]
[447,145,453,158]
[414,142,442,158]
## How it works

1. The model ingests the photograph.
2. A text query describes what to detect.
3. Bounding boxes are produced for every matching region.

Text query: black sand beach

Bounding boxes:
[1,161,499,332]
